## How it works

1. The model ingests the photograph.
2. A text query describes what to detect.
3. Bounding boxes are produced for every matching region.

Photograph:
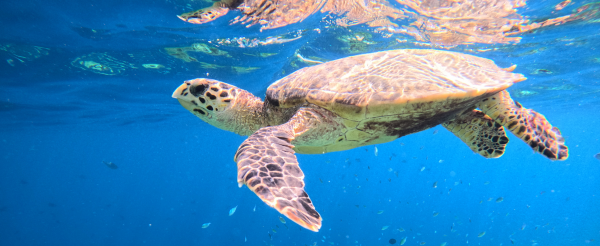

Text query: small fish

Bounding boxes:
[420,167,425,172]
[103,161,118,169]
[374,146,378,156]
[398,228,405,232]
[377,210,384,214]
[229,206,238,216]
[478,231,486,237]
[420,242,426,245]
[400,237,407,245]
[6,59,15,66]
[521,224,527,230]
[279,216,286,224]
[433,182,438,188]
[496,197,504,203]
[440,242,447,246]
[433,130,438,135]
[320,178,323,183]
[433,212,439,217]
[253,205,256,212]
[510,238,514,244]
[201,222,211,228]
[272,228,277,233]
[484,181,490,185]
[382,225,389,230]
[595,153,600,161]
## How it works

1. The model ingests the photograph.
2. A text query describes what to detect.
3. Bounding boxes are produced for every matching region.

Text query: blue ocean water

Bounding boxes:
[1,0,599,245]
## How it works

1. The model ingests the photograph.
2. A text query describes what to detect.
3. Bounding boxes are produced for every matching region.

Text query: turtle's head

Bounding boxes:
[172,78,265,135]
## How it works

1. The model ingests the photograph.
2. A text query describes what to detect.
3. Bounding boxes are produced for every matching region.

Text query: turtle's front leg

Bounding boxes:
[235,107,344,232]
[178,1,232,24]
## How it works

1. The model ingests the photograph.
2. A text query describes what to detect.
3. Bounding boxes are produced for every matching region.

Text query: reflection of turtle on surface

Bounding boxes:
[71,53,133,75]
[178,0,403,31]
[1,43,50,66]
[178,0,242,25]
[172,49,569,232]
[164,43,231,63]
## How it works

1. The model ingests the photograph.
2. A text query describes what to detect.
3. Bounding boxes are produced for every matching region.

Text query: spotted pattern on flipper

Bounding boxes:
[477,90,568,160]
[443,109,508,158]
[178,2,233,24]
[235,119,322,232]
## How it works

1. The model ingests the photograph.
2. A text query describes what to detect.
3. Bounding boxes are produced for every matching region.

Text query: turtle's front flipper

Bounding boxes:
[178,2,232,24]
[443,109,509,158]
[477,90,568,160]
[234,108,342,232]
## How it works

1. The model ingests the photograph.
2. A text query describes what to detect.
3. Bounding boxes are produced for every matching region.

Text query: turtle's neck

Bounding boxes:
[226,90,297,136]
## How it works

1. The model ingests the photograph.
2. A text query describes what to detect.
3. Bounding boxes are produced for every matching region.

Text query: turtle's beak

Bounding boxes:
[172,83,189,99]
[172,82,197,112]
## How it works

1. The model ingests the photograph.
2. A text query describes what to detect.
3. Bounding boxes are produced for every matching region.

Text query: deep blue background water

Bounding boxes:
[1,0,599,245]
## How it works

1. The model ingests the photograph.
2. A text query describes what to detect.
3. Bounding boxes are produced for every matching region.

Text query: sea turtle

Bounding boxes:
[172,49,568,232]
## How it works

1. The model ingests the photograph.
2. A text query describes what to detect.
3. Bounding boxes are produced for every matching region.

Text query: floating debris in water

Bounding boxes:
[400,237,407,245]
[103,161,118,169]
[229,206,238,216]
[382,225,390,230]
[201,223,211,228]
[478,231,486,237]
[389,238,397,244]
[433,182,438,188]
[279,216,286,224]
[496,197,504,203]
[377,210,384,214]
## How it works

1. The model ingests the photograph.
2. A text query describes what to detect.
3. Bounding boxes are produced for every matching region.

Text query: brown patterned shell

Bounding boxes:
[266,49,526,121]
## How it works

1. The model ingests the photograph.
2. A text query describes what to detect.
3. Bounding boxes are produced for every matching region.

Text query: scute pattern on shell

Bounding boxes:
[266,49,525,120]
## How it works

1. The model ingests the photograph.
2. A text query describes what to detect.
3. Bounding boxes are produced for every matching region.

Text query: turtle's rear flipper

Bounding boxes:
[235,120,322,232]
[443,109,509,158]
[477,90,568,160]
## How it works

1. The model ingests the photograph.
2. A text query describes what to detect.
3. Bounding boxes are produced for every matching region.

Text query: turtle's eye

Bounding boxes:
[190,84,207,97]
